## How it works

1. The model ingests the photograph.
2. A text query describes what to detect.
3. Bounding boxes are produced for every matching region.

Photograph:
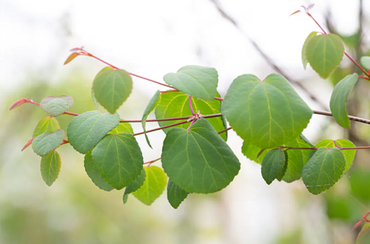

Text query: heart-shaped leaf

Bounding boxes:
[306,34,344,79]
[84,151,114,191]
[142,90,161,148]
[316,139,356,174]
[330,73,359,129]
[133,166,167,205]
[222,73,312,148]
[91,133,143,190]
[261,149,287,185]
[32,129,65,156]
[167,179,189,209]
[302,148,346,194]
[41,150,61,186]
[33,116,60,138]
[163,65,218,101]
[40,95,74,117]
[302,31,318,69]
[161,119,240,193]
[123,168,146,203]
[93,67,133,114]
[67,110,119,154]
[155,91,227,141]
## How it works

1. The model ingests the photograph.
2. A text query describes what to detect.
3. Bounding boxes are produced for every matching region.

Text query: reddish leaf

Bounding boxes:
[290,10,301,16]
[64,52,80,65]
[9,98,28,110]
[22,138,34,151]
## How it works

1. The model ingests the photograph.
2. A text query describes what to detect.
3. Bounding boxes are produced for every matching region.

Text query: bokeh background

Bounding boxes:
[1,0,370,243]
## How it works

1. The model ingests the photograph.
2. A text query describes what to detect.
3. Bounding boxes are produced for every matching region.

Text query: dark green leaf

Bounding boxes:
[92,67,133,114]
[302,31,317,69]
[261,149,286,185]
[33,116,60,138]
[161,119,240,193]
[155,91,226,140]
[330,73,359,128]
[32,129,65,156]
[123,168,146,203]
[316,139,355,173]
[40,95,74,117]
[91,133,143,190]
[40,150,61,186]
[302,148,346,194]
[142,90,161,148]
[306,34,344,79]
[167,179,189,209]
[67,110,119,154]
[84,151,114,191]
[360,56,370,70]
[109,122,133,134]
[163,65,218,101]
[133,166,167,205]
[222,73,312,148]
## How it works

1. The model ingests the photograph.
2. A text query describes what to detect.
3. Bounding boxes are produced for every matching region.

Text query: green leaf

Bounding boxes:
[67,110,119,154]
[356,222,370,244]
[109,122,133,134]
[163,65,218,101]
[222,73,312,148]
[316,139,355,174]
[142,90,161,148]
[161,119,240,193]
[261,149,286,185]
[133,166,167,205]
[241,140,269,164]
[360,56,370,70]
[302,148,346,194]
[32,129,65,156]
[330,73,359,128]
[167,179,189,209]
[92,67,133,114]
[40,95,74,117]
[302,31,317,69]
[84,151,114,191]
[40,150,61,186]
[91,133,143,190]
[282,134,315,183]
[306,34,344,79]
[33,116,60,138]
[123,168,146,203]
[155,91,227,140]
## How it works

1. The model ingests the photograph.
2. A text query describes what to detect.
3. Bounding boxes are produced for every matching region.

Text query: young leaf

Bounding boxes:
[133,166,167,205]
[155,91,227,140]
[33,116,60,138]
[316,139,356,173]
[222,73,312,148]
[40,150,61,186]
[161,119,240,193]
[32,129,65,156]
[91,133,143,190]
[360,56,370,70]
[329,73,359,129]
[123,168,146,203]
[167,179,189,209]
[306,34,344,79]
[302,31,317,69]
[93,67,133,114]
[67,110,119,154]
[356,222,370,244]
[261,149,286,185]
[302,148,346,194]
[109,122,133,134]
[84,151,114,191]
[163,65,218,101]
[64,52,79,65]
[40,95,74,117]
[142,90,161,148]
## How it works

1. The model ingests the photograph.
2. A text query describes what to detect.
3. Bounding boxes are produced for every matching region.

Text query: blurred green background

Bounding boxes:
[2,0,370,243]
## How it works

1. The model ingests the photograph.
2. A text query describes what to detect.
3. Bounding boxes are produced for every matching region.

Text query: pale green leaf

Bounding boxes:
[161,119,240,193]
[123,168,146,204]
[40,150,61,186]
[142,90,161,148]
[33,116,60,138]
[32,129,65,156]
[109,122,133,134]
[360,56,370,70]
[40,95,74,117]
[222,73,312,148]
[302,31,318,69]
[163,65,218,101]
